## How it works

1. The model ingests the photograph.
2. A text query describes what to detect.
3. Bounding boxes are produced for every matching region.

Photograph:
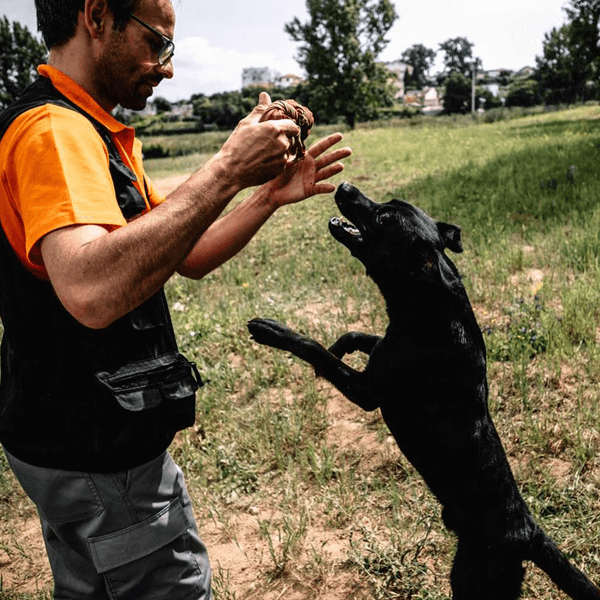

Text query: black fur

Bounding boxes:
[248,182,600,600]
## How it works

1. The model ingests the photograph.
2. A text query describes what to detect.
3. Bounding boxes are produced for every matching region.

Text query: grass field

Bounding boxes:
[1,106,600,599]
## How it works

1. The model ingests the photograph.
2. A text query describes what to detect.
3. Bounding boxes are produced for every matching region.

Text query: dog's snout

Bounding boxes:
[335,182,358,200]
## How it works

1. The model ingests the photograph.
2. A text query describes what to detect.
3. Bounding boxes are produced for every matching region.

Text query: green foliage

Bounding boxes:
[192,90,255,129]
[438,36,474,78]
[400,44,436,89]
[477,87,503,111]
[442,71,472,114]
[285,0,398,128]
[563,0,600,94]
[152,96,172,114]
[536,1,600,104]
[505,78,543,108]
[0,16,47,109]
[484,297,549,362]
[536,25,582,104]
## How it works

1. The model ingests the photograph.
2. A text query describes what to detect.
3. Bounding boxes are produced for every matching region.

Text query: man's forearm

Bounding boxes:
[41,154,242,329]
[176,184,279,280]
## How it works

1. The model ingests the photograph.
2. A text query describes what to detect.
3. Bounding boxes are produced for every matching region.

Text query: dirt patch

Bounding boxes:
[0,509,52,593]
[509,267,546,294]
[153,173,192,196]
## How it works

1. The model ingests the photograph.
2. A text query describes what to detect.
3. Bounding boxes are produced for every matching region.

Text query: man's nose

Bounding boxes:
[157,59,174,80]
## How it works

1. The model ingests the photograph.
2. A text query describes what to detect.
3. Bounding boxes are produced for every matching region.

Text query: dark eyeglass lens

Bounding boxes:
[158,42,174,65]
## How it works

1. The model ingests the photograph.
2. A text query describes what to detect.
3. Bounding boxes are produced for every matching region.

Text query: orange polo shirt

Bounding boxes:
[0,64,165,279]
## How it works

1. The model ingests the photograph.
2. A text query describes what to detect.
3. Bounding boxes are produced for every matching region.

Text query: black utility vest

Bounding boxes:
[0,77,201,472]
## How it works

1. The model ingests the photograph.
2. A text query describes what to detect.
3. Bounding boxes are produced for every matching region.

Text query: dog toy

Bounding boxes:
[259,100,314,163]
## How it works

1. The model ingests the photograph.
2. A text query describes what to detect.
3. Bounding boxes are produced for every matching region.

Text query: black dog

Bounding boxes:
[248,182,600,600]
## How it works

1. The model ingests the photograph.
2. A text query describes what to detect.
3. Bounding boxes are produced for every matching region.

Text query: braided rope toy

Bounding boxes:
[259,99,314,163]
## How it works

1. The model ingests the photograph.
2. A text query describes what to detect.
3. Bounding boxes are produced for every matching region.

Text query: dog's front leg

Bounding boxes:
[328,332,381,359]
[248,318,379,411]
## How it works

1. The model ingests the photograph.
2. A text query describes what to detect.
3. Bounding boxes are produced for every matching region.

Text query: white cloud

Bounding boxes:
[158,36,303,102]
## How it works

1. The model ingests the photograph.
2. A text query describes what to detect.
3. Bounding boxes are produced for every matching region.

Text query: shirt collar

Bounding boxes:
[37,64,132,136]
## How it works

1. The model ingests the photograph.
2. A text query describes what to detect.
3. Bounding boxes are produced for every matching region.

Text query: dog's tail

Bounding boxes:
[529,527,600,600]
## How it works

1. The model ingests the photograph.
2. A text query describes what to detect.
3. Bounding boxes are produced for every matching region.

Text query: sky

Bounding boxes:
[0,0,569,103]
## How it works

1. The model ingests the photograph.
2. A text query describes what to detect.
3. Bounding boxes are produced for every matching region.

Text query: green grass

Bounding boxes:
[2,106,600,598]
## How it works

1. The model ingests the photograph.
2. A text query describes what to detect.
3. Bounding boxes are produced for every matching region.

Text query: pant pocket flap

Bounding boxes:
[88,498,189,574]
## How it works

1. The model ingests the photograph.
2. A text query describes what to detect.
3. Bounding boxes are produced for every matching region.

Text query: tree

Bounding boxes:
[535,1,600,103]
[442,72,472,114]
[439,37,474,78]
[505,79,542,107]
[285,0,398,128]
[153,96,172,114]
[563,0,600,98]
[564,0,600,72]
[192,91,255,130]
[535,25,580,104]
[0,16,47,109]
[400,44,436,89]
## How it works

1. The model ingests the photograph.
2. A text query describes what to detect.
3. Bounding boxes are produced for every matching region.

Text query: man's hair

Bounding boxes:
[34,0,136,49]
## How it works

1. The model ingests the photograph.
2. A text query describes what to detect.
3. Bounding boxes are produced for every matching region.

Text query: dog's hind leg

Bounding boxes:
[450,540,525,600]
[328,332,381,358]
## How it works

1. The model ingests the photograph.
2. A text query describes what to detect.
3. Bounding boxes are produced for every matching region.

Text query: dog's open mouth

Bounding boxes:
[329,217,363,249]
[330,217,361,238]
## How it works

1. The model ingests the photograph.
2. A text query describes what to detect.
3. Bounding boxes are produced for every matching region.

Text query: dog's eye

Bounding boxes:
[377,212,396,225]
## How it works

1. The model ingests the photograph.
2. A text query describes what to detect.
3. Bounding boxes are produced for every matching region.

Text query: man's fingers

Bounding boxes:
[258,91,272,106]
[314,161,345,183]
[313,146,352,172]
[268,118,301,144]
[307,132,345,157]
[245,91,274,124]
[312,182,337,195]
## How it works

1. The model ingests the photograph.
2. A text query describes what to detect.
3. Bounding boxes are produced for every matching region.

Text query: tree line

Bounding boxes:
[1,0,599,128]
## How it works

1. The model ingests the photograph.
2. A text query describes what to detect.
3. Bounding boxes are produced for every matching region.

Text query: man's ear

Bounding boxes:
[83,0,109,39]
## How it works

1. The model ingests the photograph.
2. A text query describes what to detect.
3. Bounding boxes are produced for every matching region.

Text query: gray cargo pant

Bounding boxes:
[3,448,212,600]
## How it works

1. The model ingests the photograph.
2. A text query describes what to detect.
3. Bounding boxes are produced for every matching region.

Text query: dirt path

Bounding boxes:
[154,173,192,196]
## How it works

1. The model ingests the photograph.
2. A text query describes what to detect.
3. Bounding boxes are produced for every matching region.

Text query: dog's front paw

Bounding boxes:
[247,318,298,350]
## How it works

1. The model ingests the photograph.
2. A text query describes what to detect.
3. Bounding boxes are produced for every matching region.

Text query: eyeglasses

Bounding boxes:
[129,13,175,66]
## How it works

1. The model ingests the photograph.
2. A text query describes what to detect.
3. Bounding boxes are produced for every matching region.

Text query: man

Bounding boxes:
[0,0,351,597]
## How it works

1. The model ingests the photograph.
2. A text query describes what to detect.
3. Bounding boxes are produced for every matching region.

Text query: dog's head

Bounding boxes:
[329,182,463,290]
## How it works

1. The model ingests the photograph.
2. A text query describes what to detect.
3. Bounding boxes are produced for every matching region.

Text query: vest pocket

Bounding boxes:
[95,352,202,415]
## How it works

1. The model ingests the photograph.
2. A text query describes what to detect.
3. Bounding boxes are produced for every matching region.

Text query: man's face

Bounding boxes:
[94,0,175,111]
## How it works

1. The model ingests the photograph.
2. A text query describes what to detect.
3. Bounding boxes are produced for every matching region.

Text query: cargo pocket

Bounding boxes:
[88,499,207,599]
[95,353,202,434]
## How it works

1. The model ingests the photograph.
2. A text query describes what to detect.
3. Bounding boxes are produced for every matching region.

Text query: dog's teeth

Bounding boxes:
[330,217,361,238]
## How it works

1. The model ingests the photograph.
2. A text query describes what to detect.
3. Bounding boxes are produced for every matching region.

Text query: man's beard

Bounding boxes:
[93,34,159,111]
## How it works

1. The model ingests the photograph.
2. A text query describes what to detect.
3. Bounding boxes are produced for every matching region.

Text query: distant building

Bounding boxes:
[423,87,441,107]
[514,66,535,79]
[242,67,275,89]
[168,103,194,118]
[276,73,304,88]
[383,60,412,99]
[486,69,502,80]
[404,86,441,109]
[242,67,304,90]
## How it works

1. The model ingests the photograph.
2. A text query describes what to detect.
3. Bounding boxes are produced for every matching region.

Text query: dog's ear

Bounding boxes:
[437,222,463,254]
[418,251,461,288]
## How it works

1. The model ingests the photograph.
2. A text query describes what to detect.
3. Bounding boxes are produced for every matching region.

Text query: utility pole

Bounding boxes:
[471,60,476,113]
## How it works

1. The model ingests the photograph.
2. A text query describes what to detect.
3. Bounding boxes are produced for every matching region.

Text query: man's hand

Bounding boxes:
[215,92,301,191]
[263,133,352,207]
